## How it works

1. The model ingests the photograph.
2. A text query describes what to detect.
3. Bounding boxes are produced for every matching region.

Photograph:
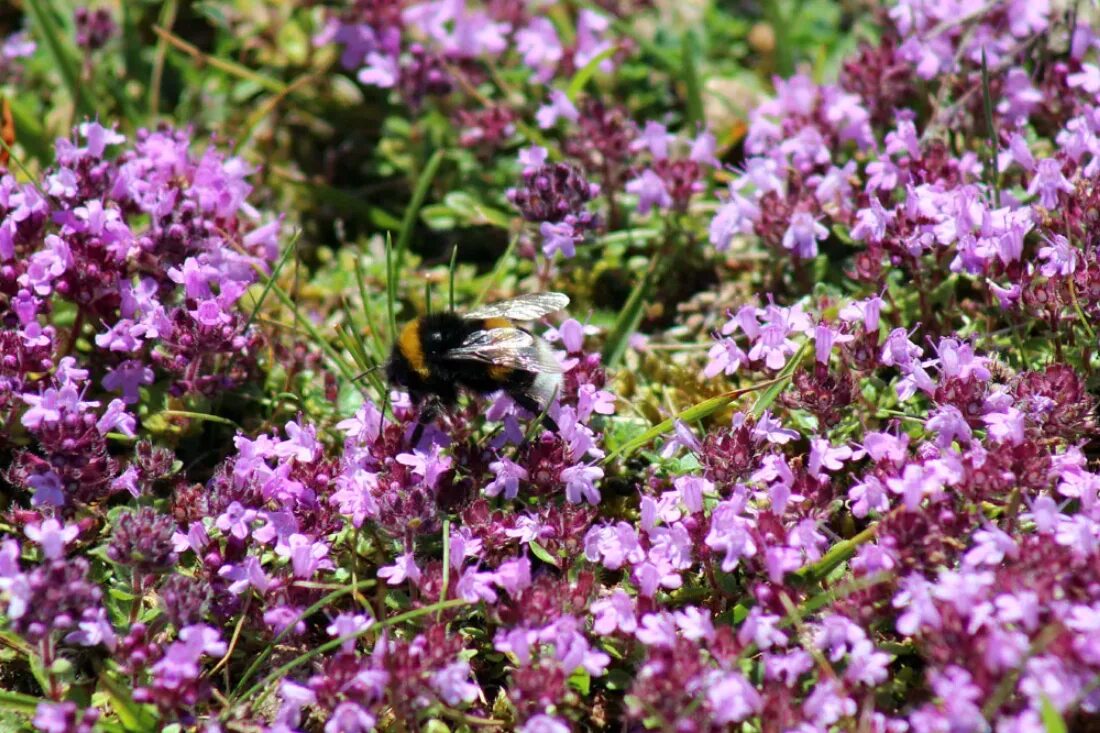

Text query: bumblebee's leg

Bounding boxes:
[510,392,559,435]
[410,397,441,447]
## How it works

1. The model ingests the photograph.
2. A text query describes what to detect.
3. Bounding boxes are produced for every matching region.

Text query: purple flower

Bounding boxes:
[515,19,562,82]
[709,191,760,250]
[218,556,271,595]
[536,90,579,129]
[539,219,580,258]
[591,590,637,635]
[674,475,711,514]
[396,443,452,490]
[584,521,644,569]
[808,437,857,478]
[963,525,1018,566]
[517,145,548,174]
[704,338,748,378]
[625,169,672,214]
[486,456,528,499]
[215,501,257,540]
[705,501,757,571]
[327,613,373,652]
[1037,234,1078,277]
[1027,158,1074,208]
[635,612,677,647]
[705,670,762,724]
[325,702,377,733]
[107,508,179,573]
[331,467,381,528]
[520,715,570,733]
[981,407,1026,445]
[803,678,856,726]
[24,519,78,560]
[378,551,421,585]
[33,701,98,733]
[276,534,331,579]
[561,463,603,504]
[633,121,674,159]
[430,659,481,705]
[782,212,829,259]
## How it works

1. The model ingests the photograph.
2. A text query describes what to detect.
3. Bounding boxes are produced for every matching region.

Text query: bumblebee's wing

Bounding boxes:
[445,328,564,374]
[464,292,570,321]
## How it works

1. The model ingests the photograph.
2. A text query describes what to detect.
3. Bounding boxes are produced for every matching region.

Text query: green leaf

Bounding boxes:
[566,45,617,101]
[436,191,512,229]
[0,689,45,715]
[597,228,661,248]
[1039,696,1068,733]
[568,667,592,695]
[791,522,879,586]
[4,96,50,164]
[528,541,560,568]
[98,672,158,732]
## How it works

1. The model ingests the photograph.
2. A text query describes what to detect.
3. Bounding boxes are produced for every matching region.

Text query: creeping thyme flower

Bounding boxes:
[74,7,116,51]
[6,557,110,646]
[107,507,179,574]
[508,161,600,258]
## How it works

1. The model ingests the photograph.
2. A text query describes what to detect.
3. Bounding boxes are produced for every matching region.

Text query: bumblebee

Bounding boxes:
[386,292,569,443]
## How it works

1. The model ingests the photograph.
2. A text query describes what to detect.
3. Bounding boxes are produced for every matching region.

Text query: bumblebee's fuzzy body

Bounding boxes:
[387,313,542,411]
[385,293,570,443]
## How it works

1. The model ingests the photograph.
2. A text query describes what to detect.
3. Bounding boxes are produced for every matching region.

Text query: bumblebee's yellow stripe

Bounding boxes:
[483,318,514,381]
[398,320,431,379]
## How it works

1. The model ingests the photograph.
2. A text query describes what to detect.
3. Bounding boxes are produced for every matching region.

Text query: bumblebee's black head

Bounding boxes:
[388,313,471,390]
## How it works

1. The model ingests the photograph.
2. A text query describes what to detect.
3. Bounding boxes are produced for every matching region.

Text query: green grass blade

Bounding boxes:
[603,378,784,463]
[243,230,300,332]
[385,233,398,344]
[229,580,376,700]
[5,96,50,163]
[153,25,286,94]
[439,519,451,619]
[750,341,810,417]
[602,253,662,369]
[790,521,878,585]
[475,232,520,306]
[250,263,360,384]
[0,688,45,715]
[353,253,387,363]
[394,149,445,274]
[236,598,470,713]
[448,244,459,312]
[680,31,704,127]
[566,46,617,101]
[25,0,95,119]
[159,410,241,429]
[1039,695,1069,733]
[98,672,158,731]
